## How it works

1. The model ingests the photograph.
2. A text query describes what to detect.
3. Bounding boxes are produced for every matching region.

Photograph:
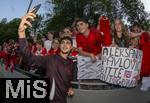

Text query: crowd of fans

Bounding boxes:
[0,16,150,80]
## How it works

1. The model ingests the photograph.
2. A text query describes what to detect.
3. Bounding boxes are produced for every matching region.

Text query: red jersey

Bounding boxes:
[76,30,103,55]
[139,32,150,77]
[34,48,47,56]
[48,49,60,55]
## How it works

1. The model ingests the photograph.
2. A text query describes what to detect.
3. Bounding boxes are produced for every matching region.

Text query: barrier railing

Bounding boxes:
[0,61,150,103]
[15,67,41,78]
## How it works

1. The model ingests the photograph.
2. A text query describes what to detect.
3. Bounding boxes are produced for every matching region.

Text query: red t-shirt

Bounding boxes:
[34,48,47,56]
[76,30,103,55]
[139,32,150,77]
[48,48,60,55]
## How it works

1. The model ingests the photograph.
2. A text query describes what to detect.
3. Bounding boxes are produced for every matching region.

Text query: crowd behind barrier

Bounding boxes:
[0,61,150,103]
[0,16,150,100]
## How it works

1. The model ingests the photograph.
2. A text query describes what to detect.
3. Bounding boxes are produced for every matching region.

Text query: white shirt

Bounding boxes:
[44,40,52,52]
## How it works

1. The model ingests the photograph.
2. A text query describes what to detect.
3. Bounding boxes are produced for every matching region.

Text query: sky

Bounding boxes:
[0,0,149,21]
[0,0,50,21]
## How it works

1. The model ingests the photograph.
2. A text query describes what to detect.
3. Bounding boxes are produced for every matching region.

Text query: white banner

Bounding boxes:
[77,47,143,87]
[77,56,102,79]
[101,47,143,87]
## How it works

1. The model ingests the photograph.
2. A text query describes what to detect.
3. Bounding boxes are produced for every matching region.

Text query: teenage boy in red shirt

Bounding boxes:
[75,18,112,62]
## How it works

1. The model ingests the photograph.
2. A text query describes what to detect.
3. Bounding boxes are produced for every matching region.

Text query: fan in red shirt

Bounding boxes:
[48,38,60,55]
[76,30,103,55]
[0,41,20,72]
[139,31,150,77]
[27,38,37,53]
[75,17,112,62]
[34,40,47,56]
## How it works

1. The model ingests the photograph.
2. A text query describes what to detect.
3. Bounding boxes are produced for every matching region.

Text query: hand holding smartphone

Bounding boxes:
[18,4,41,37]
[27,4,41,23]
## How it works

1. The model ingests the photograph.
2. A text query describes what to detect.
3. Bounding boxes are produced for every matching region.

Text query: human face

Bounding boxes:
[115,19,122,32]
[63,28,72,37]
[59,31,65,38]
[36,43,42,50]
[47,32,53,40]
[60,39,72,54]
[76,21,89,34]
[52,39,60,49]
[133,26,141,33]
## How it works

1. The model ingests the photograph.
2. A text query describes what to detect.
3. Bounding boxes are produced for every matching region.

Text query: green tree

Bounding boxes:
[121,0,148,29]
[0,18,21,44]
[45,0,149,31]
[31,14,46,35]
[45,0,90,31]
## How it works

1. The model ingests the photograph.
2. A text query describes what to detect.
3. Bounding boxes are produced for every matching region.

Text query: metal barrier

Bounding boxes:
[0,64,30,78]
[0,62,150,103]
[0,62,41,78]
[15,67,41,78]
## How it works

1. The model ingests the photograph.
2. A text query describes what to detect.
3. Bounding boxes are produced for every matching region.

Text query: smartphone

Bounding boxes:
[31,4,41,14]
[27,4,41,24]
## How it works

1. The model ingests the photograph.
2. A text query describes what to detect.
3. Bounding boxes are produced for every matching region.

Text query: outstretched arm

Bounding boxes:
[129,31,144,38]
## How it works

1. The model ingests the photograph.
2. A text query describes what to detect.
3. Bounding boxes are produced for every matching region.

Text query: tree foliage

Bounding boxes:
[0,18,21,44]
[45,0,149,31]
[0,14,46,45]
[0,0,149,44]
[31,14,46,35]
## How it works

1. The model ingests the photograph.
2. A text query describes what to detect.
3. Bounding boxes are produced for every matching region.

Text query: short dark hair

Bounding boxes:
[74,18,89,27]
[130,21,141,32]
[132,21,141,28]
[60,36,73,45]
[27,38,34,44]
[36,40,44,47]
